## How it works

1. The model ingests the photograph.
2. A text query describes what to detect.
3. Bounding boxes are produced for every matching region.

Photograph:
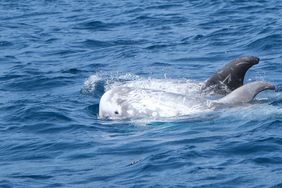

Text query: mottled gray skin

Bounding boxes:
[213,81,276,105]
[202,56,260,94]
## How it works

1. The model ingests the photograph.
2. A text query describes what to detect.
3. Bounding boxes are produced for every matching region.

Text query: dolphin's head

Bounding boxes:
[99,89,122,119]
[98,87,133,120]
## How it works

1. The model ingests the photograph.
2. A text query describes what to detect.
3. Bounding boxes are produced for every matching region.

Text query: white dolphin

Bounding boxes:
[98,56,276,120]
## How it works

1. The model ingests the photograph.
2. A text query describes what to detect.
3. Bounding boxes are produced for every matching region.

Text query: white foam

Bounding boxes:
[121,79,202,95]
[81,75,103,94]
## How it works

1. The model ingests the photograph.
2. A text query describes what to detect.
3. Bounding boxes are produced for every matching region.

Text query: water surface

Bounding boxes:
[1,1,282,187]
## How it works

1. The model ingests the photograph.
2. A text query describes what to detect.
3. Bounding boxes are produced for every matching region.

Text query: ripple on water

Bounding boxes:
[0,0,282,187]
[246,34,282,51]
[73,20,123,31]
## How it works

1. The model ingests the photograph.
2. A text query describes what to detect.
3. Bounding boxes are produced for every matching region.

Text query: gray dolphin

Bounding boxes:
[202,56,260,94]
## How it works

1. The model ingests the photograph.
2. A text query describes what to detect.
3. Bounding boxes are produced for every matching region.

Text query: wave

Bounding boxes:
[73,20,123,31]
[246,34,282,51]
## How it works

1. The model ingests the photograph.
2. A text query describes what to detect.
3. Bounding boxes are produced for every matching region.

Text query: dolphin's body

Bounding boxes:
[98,56,276,120]
[99,86,208,119]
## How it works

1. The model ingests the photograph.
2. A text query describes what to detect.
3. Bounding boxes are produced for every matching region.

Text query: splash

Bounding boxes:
[82,73,202,96]
[81,75,103,94]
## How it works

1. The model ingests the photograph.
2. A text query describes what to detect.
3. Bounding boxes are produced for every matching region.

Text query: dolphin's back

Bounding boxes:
[202,56,260,94]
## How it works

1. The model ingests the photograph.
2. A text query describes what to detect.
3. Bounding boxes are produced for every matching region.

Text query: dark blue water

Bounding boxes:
[1,1,282,187]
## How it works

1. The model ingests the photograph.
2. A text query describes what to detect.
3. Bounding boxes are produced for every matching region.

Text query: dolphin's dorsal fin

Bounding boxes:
[212,81,276,105]
[202,56,260,94]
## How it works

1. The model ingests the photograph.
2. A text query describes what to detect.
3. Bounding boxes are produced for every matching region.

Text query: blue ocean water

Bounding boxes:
[1,0,282,187]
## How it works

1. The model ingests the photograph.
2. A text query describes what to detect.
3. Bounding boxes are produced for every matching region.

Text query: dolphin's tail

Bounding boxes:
[202,56,260,95]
